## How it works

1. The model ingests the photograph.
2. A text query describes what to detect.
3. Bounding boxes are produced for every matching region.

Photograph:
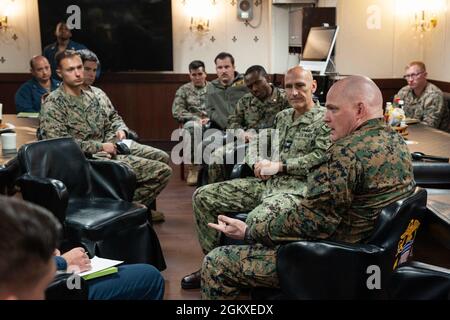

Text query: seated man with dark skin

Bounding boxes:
[201,75,415,299]
[181,66,331,290]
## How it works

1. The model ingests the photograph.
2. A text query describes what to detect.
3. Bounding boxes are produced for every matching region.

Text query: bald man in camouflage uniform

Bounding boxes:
[207,65,290,184]
[172,60,209,185]
[396,61,449,131]
[181,66,330,290]
[40,50,172,214]
[201,75,416,299]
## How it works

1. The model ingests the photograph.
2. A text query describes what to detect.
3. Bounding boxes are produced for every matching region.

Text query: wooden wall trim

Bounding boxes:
[0,73,449,142]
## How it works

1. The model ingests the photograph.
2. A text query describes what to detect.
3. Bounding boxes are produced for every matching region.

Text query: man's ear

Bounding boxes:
[311,80,317,94]
[56,68,62,79]
[356,102,367,118]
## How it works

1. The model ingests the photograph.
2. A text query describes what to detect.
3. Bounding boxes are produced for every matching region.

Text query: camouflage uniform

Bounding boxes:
[40,86,172,207]
[201,118,415,299]
[207,86,290,183]
[193,105,330,256]
[397,82,449,131]
[172,82,208,163]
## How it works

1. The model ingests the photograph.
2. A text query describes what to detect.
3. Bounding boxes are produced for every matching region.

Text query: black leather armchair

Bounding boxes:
[16,137,166,270]
[276,187,427,299]
[388,261,450,299]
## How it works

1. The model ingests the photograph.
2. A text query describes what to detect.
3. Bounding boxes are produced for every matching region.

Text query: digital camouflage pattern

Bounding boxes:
[208,86,290,183]
[89,86,129,136]
[172,82,208,123]
[172,81,208,162]
[205,72,249,130]
[201,118,416,299]
[397,82,449,130]
[227,86,290,130]
[40,86,172,206]
[193,104,330,256]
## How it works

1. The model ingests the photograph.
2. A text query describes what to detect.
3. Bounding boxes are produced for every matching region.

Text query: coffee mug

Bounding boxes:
[1,132,16,150]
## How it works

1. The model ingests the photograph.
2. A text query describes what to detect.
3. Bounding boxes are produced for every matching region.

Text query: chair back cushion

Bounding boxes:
[18,137,91,196]
[367,187,427,269]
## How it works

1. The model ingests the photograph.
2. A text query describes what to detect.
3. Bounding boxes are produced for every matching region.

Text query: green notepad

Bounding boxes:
[82,266,118,281]
[17,112,39,118]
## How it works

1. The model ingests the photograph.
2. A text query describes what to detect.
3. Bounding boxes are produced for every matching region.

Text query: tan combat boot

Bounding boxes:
[186,164,199,186]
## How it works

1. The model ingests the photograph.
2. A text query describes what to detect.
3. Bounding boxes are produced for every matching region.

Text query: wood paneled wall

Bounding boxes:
[1,73,448,142]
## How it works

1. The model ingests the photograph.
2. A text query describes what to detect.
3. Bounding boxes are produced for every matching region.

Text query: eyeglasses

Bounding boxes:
[403,71,424,80]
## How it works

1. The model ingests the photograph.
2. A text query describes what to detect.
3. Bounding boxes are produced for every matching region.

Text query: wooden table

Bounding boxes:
[406,123,450,158]
[0,114,39,166]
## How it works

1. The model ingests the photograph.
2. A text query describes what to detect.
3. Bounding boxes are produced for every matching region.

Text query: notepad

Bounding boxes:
[79,256,123,281]
[17,112,39,118]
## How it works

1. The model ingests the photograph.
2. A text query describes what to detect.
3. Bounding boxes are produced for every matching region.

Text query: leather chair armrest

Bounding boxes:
[88,159,136,202]
[389,261,450,299]
[277,240,386,299]
[16,173,68,225]
[45,272,89,300]
[413,161,450,189]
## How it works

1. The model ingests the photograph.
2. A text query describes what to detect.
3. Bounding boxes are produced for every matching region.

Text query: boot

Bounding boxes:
[186,164,199,186]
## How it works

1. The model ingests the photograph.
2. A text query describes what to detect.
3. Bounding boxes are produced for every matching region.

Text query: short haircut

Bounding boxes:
[214,52,235,66]
[406,61,426,72]
[0,196,61,293]
[55,50,81,68]
[29,56,46,70]
[244,65,267,77]
[78,49,100,66]
[189,60,205,72]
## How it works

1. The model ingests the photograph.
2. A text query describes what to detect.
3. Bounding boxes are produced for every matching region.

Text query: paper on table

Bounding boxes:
[78,256,123,277]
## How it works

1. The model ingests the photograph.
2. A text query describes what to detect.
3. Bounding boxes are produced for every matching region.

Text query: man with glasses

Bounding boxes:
[396,61,448,130]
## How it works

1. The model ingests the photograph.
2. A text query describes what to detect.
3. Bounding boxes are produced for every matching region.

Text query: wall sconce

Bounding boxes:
[0,15,7,30]
[190,16,210,33]
[414,10,438,32]
[183,0,216,34]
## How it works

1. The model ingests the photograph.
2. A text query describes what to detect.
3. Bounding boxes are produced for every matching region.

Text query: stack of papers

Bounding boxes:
[79,256,123,281]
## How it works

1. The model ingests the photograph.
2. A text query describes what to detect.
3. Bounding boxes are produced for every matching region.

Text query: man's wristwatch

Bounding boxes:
[244,227,257,245]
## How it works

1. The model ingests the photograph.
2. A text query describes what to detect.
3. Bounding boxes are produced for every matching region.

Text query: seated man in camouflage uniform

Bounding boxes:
[207,65,290,184]
[181,66,331,290]
[202,75,416,299]
[40,50,172,222]
[396,61,449,131]
[77,49,168,222]
[172,60,209,186]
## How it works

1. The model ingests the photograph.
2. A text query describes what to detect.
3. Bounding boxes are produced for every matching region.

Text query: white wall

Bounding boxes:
[0,0,41,72]
[172,0,271,74]
[424,0,450,82]
[0,0,449,81]
[335,0,449,79]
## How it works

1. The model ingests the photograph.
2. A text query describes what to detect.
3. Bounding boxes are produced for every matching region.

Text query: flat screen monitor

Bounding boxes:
[300,26,338,75]
[37,0,173,72]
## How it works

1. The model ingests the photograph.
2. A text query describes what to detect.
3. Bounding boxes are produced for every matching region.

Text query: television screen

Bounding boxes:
[37,0,173,72]
[302,26,338,61]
